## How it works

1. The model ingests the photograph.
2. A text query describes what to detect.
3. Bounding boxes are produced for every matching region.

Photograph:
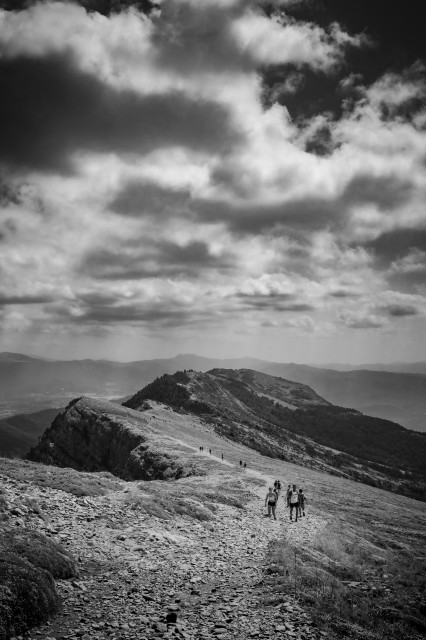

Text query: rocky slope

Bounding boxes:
[27,397,213,481]
[1,443,425,640]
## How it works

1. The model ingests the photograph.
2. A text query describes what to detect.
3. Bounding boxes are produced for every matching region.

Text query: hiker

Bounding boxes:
[289,484,299,521]
[298,489,306,517]
[274,480,281,497]
[243,462,246,470]
[265,487,278,520]
[221,453,223,460]
[286,484,291,507]
[209,449,211,455]
[240,460,242,466]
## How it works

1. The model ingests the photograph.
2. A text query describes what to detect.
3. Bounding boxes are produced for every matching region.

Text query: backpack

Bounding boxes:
[290,490,298,504]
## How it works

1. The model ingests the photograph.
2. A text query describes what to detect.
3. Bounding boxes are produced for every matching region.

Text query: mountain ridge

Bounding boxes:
[1,352,426,434]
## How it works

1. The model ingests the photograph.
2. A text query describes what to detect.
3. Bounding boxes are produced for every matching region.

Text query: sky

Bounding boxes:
[0,0,425,364]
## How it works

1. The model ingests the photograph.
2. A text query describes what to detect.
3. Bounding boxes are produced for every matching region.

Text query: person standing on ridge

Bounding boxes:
[243,462,246,471]
[289,484,299,521]
[265,487,278,520]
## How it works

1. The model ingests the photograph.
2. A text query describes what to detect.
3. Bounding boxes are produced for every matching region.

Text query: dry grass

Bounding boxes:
[0,457,122,496]
[122,473,253,522]
[263,522,426,639]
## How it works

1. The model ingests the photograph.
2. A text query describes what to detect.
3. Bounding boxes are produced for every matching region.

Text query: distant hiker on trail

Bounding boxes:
[289,484,299,521]
[265,487,277,520]
[274,480,281,497]
[209,449,211,455]
[243,462,246,470]
[240,460,242,466]
[298,489,306,517]
[221,453,224,460]
[286,485,291,507]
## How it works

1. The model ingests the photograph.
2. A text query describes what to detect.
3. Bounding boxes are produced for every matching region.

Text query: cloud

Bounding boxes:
[339,311,386,329]
[231,11,366,71]
[0,293,54,305]
[385,304,418,317]
[0,0,424,354]
[342,174,414,212]
[81,239,235,280]
[0,51,239,173]
[109,181,191,217]
[363,228,426,263]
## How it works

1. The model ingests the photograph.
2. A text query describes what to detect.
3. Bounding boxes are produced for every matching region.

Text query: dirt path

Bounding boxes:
[22,457,326,640]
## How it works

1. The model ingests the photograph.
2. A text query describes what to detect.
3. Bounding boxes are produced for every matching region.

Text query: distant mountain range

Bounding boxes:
[0,351,425,446]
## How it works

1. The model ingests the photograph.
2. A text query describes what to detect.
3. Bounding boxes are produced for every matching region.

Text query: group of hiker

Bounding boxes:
[265,481,307,522]
[199,446,248,469]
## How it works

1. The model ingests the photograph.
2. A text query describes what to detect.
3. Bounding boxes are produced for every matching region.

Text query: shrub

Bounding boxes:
[0,529,78,579]
[0,552,59,640]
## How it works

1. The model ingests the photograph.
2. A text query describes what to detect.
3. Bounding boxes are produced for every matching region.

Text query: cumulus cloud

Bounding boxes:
[0,0,425,359]
[81,239,235,280]
[0,51,239,173]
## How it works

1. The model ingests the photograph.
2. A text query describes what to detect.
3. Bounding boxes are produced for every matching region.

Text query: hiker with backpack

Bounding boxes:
[274,480,282,496]
[286,484,292,507]
[298,489,306,517]
[289,484,299,521]
[265,487,278,520]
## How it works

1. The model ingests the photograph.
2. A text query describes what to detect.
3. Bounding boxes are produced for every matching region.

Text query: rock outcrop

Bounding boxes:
[27,397,205,481]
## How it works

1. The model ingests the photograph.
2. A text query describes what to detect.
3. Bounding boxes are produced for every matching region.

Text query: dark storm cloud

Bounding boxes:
[110,180,345,234]
[193,196,342,235]
[109,181,191,217]
[236,292,315,312]
[329,289,360,298]
[81,240,234,280]
[387,269,426,294]
[0,1,159,14]
[0,293,53,305]
[0,51,240,174]
[363,228,426,263]
[342,315,385,329]
[53,301,193,327]
[385,304,418,317]
[342,174,413,211]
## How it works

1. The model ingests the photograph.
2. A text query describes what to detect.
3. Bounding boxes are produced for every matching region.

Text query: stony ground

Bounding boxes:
[2,456,329,640]
[2,432,425,640]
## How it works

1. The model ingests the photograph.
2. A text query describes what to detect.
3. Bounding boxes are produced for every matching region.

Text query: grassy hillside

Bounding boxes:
[123,369,426,501]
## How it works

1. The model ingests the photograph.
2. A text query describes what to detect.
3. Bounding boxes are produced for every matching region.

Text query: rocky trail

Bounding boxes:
[2,455,328,640]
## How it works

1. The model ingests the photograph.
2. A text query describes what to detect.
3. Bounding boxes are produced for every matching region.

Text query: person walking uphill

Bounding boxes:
[298,489,306,517]
[265,487,278,520]
[286,484,291,508]
[289,484,299,522]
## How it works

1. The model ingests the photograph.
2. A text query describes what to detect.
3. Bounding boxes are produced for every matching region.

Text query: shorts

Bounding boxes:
[290,502,299,508]
[268,501,276,506]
